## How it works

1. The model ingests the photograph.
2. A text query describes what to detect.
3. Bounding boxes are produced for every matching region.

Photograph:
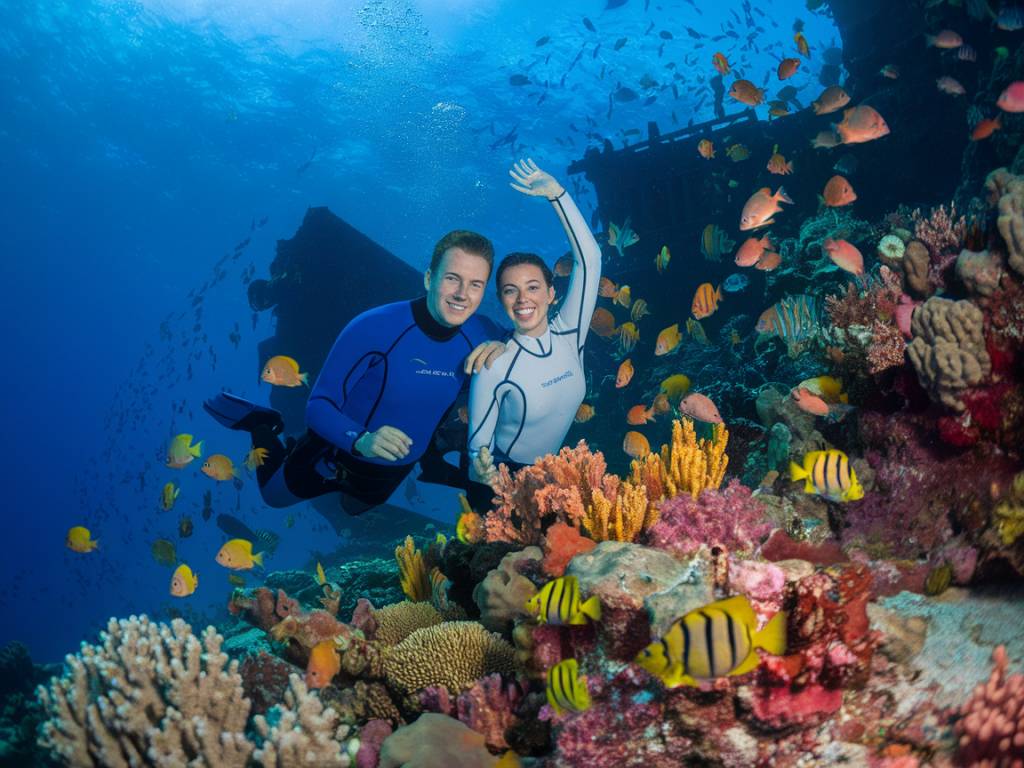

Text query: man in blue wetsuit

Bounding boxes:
[203,230,506,531]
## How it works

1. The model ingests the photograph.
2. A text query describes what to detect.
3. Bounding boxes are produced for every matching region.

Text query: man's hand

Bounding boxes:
[464,340,507,374]
[354,426,412,461]
[469,446,499,489]
[509,158,565,200]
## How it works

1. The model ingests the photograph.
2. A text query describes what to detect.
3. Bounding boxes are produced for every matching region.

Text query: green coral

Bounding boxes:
[993,472,1024,545]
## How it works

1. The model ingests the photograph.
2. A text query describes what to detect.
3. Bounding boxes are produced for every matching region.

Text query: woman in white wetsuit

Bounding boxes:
[466,158,602,508]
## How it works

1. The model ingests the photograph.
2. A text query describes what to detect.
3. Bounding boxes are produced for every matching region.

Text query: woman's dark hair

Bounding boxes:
[495,252,554,295]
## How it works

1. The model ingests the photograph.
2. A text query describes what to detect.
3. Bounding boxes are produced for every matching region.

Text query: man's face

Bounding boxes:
[424,247,490,327]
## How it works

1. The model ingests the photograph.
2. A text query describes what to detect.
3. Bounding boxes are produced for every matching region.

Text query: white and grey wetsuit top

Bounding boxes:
[468,191,601,465]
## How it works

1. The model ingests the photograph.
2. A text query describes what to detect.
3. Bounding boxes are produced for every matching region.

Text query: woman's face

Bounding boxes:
[499,263,555,337]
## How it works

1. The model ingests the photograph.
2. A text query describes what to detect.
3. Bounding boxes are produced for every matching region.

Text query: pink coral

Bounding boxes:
[954,645,1024,766]
[485,441,620,545]
[643,479,772,559]
[913,203,966,261]
[867,320,907,374]
[356,719,393,768]
[456,673,523,751]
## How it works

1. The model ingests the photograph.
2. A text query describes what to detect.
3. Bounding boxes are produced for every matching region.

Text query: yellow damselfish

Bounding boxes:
[635,595,786,688]
[167,434,203,469]
[546,658,591,715]
[525,575,601,626]
[789,448,864,502]
[216,538,264,570]
[660,374,691,399]
[161,482,180,512]
[170,564,198,597]
[66,526,98,553]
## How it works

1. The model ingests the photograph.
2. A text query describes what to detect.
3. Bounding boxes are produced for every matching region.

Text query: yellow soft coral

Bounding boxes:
[648,417,729,499]
[583,481,657,542]
[993,472,1024,545]
[395,536,431,602]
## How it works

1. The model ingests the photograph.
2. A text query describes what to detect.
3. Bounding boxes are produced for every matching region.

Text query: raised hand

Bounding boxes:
[509,158,565,200]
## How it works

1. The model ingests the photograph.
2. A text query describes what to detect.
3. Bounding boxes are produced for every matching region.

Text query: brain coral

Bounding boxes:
[373,601,444,646]
[383,622,517,702]
[878,234,906,261]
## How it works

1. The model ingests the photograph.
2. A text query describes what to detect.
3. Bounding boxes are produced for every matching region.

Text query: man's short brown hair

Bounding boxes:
[430,230,494,275]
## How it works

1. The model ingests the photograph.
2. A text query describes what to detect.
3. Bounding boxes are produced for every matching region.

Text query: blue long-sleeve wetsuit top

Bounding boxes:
[306,297,502,466]
[468,191,602,465]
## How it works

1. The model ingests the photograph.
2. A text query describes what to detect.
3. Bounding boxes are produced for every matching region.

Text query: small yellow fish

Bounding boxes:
[216,538,264,570]
[660,374,691,399]
[170,564,198,597]
[316,561,327,585]
[166,434,203,469]
[456,494,485,544]
[244,447,269,471]
[262,355,309,387]
[655,323,683,356]
[546,658,592,715]
[789,449,864,502]
[613,285,632,309]
[66,526,98,553]
[635,595,787,688]
[654,245,671,272]
[525,575,601,626]
[202,454,238,481]
[160,482,180,512]
[686,318,709,346]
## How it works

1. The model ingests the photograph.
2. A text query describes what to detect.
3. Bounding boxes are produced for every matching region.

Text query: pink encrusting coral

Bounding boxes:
[455,673,524,751]
[643,479,772,559]
[954,645,1024,766]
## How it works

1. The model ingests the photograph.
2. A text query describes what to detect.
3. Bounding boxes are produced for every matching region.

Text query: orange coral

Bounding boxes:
[542,522,597,576]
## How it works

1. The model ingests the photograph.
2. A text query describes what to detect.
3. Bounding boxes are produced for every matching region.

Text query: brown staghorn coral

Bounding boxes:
[396,536,431,602]
[37,616,253,768]
[383,622,517,707]
[371,600,443,646]
[485,441,620,545]
[907,297,991,412]
[252,674,358,767]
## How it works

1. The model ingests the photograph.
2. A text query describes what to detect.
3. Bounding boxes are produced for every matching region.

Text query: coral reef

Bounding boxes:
[396,536,431,603]
[473,547,541,634]
[370,600,444,646]
[907,297,991,411]
[455,673,524,751]
[378,713,502,768]
[541,521,597,577]
[954,645,1024,767]
[647,417,729,499]
[987,167,1024,277]
[37,616,253,767]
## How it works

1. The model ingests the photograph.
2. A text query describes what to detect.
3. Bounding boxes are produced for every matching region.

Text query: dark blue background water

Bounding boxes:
[0,0,838,662]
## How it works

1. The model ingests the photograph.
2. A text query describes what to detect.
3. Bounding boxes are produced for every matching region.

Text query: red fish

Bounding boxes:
[679,393,723,424]
[735,235,773,267]
[822,175,857,207]
[997,81,1024,113]
[777,58,800,80]
[971,117,1001,141]
[712,52,731,75]
[754,251,781,271]
[691,282,722,319]
[627,404,656,425]
[306,641,341,689]
[834,105,890,144]
[739,187,793,231]
[729,79,765,106]
[823,239,864,276]
[791,387,829,416]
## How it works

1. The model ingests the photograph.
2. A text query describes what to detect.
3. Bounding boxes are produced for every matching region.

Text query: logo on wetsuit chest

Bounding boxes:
[413,365,457,378]
[541,370,574,388]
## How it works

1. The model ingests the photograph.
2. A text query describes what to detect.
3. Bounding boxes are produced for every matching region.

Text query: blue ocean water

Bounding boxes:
[1,0,840,663]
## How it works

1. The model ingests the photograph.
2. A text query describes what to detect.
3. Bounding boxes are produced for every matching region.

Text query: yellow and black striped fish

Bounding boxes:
[524,575,602,625]
[789,448,864,502]
[691,282,722,320]
[546,658,591,715]
[635,595,786,688]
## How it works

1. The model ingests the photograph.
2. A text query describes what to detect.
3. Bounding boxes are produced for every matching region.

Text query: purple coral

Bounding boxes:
[643,479,772,559]
[456,673,523,751]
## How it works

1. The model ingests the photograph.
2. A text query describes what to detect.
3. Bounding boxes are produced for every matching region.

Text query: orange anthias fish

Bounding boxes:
[729,79,765,106]
[791,387,830,416]
[735,235,773,267]
[590,307,618,338]
[616,359,635,388]
[655,324,683,356]
[627,404,656,425]
[623,431,651,459]
[574,403,596,423]
[794,31,810,57]
[691,282,722,319]
[202,454,238,481]
[216,538,264,570]
[755,251,782,271]
[822,175,857,207]
[834,105,890,145]
[599,278,631,307]
[698,139,715,159]
[262,355,309,387]
[739,187,793,231]
[811,86,850,116]
[777,58,800,80]
[712,52,730,74]
[306,641,341,689]
[651,393,671,414]
[823,239,865,276]
[971,117,1001,141]
[767,145,793,175]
